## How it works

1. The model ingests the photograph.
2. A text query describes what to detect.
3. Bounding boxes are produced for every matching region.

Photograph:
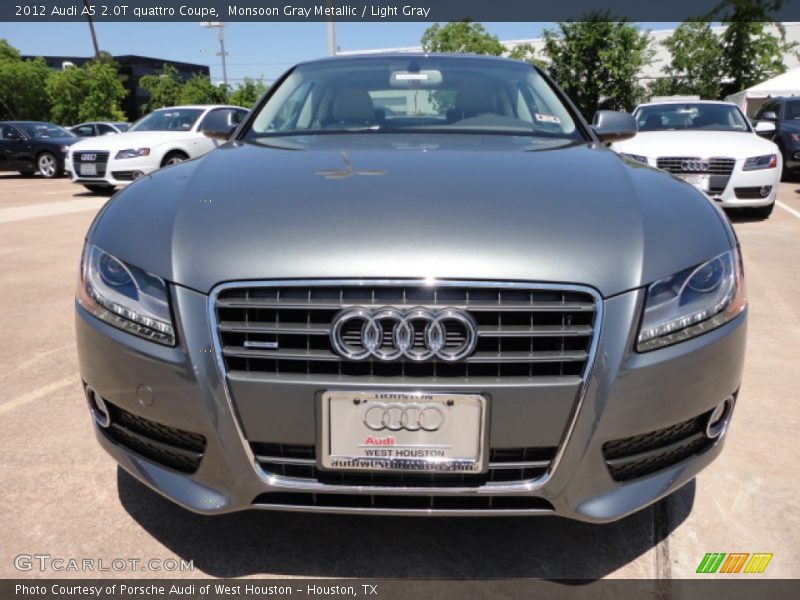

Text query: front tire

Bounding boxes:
[750,202,775,220]
[161,151,189,167]
[83,184,115,195]
[37,152,61,178]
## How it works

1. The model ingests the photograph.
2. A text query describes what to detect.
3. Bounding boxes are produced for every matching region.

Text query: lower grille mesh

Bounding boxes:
[103,402,206,473]
[602,411,715,482]
[252,443,556,487]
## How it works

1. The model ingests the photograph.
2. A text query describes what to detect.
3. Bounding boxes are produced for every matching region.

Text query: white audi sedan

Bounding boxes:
[613,100,781,219]
[66,105,248,193]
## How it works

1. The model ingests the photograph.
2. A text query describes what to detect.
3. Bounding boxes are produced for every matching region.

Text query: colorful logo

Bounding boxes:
[696,553,773,574]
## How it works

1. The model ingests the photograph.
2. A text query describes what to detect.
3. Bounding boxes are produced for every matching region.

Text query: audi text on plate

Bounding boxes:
[75,54,746,521]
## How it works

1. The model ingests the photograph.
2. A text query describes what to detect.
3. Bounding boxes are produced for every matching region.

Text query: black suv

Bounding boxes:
[752,97,800,175]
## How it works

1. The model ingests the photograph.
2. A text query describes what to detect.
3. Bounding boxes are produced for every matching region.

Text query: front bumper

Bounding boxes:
[76,284,746,522]
[67,152,160,187]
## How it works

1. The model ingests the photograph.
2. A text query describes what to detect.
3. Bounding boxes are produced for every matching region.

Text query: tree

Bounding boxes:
[650,21,725,99]
[712,0,796,96]
[421,22,505,55]
[45,55,127,124]
[507,43,547,69]
[0,53,51,120]
[541,15,654,119]
[177,74,228,105]
[79,56,127,121]
[229,77,268,108]
[139,64,183,112]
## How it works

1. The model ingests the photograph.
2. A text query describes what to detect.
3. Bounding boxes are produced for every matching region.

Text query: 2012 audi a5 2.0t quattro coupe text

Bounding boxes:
[76,55,746,521]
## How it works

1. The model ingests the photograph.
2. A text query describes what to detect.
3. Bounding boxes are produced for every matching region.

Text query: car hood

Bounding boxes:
[90,134,733,297]
[70,130,194,151]
[613,130,778,159]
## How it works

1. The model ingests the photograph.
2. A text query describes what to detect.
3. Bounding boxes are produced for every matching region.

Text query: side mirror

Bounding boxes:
[202,125,236,141]
[592,110,637,143]
[754,121,776,136]
[760,111,778,122]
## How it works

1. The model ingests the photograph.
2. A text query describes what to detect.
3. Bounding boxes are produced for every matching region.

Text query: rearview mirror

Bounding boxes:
[759,111,778,121]
[202,125,236,141]
[592,110,637,143]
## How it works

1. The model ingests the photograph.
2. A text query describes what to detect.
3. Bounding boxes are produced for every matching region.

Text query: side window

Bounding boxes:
[200,109,238,131]
[1,125,22,140]
[756,102,777,119]
[97,123,116,135]
[73,125,95,137]
[232,109,248,125]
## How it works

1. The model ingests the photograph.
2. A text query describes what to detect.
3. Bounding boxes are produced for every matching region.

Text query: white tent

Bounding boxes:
[727,68,800,116]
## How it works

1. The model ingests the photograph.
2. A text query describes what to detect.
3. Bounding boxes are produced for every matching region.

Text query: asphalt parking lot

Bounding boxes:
[1,173,798,580]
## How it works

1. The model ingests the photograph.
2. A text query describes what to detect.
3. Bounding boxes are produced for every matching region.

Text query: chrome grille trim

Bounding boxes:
[656,156,736,175]
[213,280,600,381]
[207,279,604,495]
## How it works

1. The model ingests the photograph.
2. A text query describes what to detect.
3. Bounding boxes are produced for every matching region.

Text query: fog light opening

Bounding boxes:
[706,396,734,439]
[759,185,771,198]
[131,170,144,180]
[85,387,111,429]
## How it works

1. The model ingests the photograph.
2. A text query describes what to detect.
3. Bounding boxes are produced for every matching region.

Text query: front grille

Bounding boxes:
[602,411,714,482]
[213,282,598,380]
[72,150,110,177]
[102,402,206,473]
[252,443,555,486]
[252,492,554,511]
[735,186,771,199]
[656,157,736,175]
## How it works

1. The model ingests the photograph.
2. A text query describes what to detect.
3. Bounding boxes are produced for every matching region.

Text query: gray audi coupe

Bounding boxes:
[76,54,746,521]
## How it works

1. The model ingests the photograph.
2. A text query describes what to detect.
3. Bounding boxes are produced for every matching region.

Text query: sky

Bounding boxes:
[0,21,679,85]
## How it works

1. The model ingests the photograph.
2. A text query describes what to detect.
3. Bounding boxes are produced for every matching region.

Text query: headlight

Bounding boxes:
[743,154,777,170]
[78,244,176,346]
[637,248,745,352]
[620,153,648,165]
[115,148,150,159]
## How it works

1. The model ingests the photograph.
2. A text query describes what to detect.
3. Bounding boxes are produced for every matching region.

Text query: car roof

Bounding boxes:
[151,104,248,111]
[637,100,737,108]
[298,52,530,67]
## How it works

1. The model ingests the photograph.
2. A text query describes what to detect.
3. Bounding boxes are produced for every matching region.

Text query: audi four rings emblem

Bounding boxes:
[680,159,710,172]
[363,402,446,431]
[80,154,97,162]
[330,306,478,361]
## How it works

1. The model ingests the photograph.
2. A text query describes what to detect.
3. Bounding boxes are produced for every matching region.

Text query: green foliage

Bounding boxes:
[421,21,505,55]
[139,64,183,112]
[45,56,127,124]
[711,0,796,95]
[507,43,547,69]
[541,15,654,119]
[0,51,51,120]
[650,21,725,99]
[229,77,268,108]
[177,74,228,105]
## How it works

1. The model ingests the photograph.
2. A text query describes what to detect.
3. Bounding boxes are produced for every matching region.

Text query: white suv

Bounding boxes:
[66,105,248,192]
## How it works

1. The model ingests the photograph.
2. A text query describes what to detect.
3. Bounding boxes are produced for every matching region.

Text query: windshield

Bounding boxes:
[19,123,73,139]
[246,56,582,140]
[636,103,750,132]
[129,108,203,132]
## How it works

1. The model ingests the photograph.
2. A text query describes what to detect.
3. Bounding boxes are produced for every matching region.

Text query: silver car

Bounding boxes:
[76,54,746,521]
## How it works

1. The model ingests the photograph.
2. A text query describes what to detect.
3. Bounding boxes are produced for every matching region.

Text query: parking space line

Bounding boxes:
[0,197,106,224]
[0,376,77,415]
[776,201,800,220]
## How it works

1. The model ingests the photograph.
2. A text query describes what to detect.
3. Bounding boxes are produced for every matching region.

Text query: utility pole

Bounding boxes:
[201,22,229,88]
[326,0,336,56]
[82,0,101,58]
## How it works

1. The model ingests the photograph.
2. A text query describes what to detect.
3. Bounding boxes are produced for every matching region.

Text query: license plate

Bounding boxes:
[79,163,97,176]
[677,173,710,191]
[320,391,487,474]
